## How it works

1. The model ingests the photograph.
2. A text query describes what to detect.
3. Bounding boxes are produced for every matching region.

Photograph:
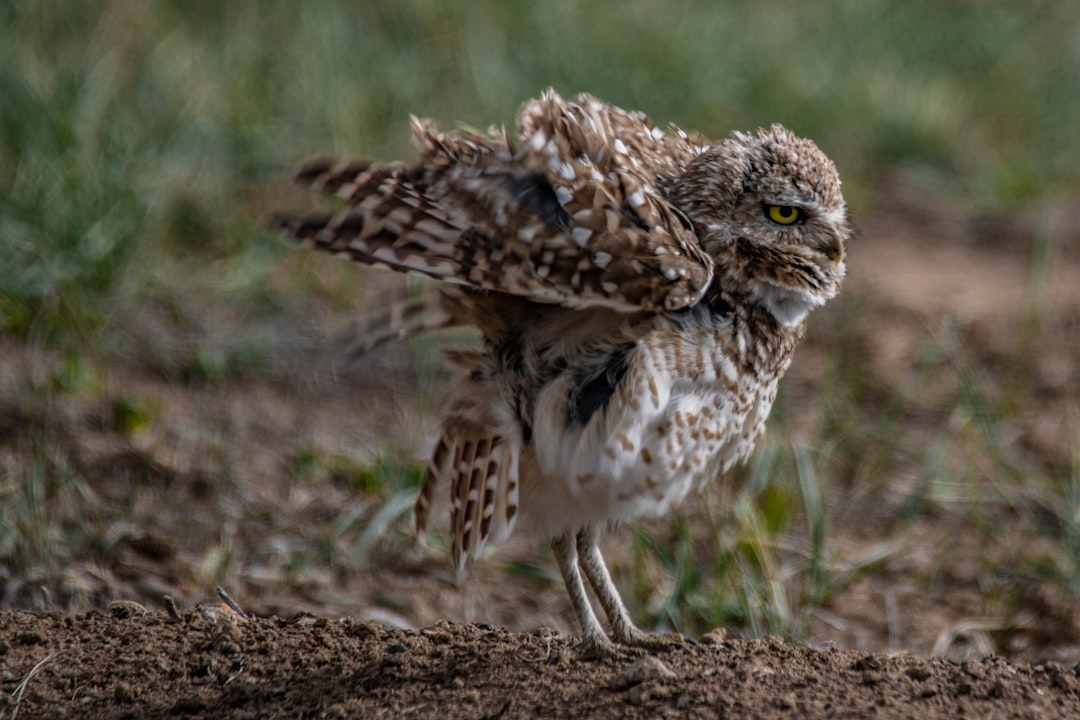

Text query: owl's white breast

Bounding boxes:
[517,326,778,539]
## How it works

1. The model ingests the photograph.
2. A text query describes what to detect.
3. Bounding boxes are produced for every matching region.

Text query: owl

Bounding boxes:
[277,90,849,658]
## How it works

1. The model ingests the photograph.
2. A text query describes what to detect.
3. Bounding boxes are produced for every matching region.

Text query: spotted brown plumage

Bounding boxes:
[277,89,850,658]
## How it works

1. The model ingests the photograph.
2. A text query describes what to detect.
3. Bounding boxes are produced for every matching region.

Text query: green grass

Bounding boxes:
[1,0,1079,653]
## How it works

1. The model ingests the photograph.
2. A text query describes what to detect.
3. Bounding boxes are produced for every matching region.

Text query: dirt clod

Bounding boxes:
[698,627,727,645]
[625,655,677,685]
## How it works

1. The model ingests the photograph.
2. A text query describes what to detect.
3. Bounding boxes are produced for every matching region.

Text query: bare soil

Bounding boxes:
[2,183,1080,717]
[2,609,1079,719]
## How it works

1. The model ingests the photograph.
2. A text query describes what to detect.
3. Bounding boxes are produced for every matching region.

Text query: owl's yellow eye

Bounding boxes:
[766,205,802,225]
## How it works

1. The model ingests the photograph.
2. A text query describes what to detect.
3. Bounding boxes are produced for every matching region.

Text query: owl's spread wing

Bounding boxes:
[277,90,714,313]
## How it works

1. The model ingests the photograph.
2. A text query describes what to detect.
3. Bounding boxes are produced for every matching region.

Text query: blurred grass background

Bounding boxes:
[2,0,1079,656]
[3,0,1079,345]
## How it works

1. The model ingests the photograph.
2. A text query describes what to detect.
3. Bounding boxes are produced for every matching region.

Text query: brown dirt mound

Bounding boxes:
[2,609,1078,719]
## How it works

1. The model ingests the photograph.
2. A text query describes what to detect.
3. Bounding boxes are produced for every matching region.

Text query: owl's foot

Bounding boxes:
[611,626,688,652]
[572,632,641,661]
[571,629,686,661]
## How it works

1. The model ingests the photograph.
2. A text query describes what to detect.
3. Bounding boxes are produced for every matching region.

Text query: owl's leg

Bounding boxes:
[576,526,685,651]
[550,532,621,660]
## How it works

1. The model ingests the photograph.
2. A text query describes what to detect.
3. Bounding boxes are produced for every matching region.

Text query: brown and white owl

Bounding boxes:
[277,89,849,658]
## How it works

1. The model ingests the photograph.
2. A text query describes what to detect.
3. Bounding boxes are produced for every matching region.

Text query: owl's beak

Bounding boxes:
[820,234,844,265]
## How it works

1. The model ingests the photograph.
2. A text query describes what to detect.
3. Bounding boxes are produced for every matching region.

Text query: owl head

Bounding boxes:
[666,125,850,327]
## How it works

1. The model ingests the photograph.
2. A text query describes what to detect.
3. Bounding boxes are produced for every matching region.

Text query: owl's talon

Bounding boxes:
[572,633,640,661]
[612,628,688,652]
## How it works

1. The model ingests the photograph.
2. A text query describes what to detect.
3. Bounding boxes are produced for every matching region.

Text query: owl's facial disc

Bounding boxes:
[730,187,848,326]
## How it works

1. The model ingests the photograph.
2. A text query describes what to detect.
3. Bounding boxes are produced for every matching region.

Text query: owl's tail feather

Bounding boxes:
[274,206,468,285]
[340,297,455,363]
[413,435,451,549]
[275,157,475,287]
[448,431,520,573]
[416,424,520,573]
[290,157,375,194]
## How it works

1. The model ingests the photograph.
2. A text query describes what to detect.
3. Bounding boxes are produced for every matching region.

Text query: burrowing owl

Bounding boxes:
[277,90,849,657]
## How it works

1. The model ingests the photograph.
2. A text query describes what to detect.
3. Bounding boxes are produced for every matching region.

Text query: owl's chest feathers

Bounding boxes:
[506,298,800,527]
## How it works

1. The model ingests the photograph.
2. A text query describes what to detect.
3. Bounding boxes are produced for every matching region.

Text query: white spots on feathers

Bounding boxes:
[572,227,593,247]
[528,129,547,151]
[414,218,459,244]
